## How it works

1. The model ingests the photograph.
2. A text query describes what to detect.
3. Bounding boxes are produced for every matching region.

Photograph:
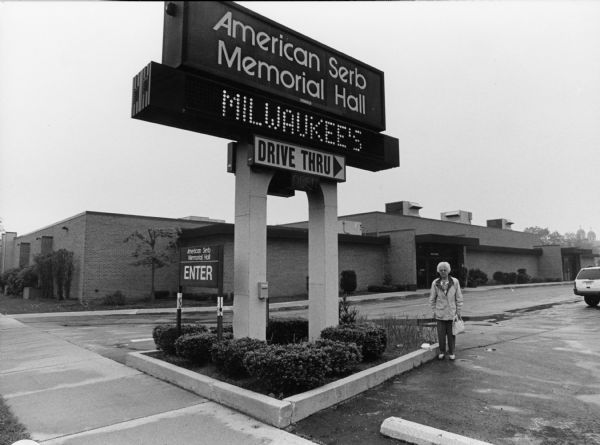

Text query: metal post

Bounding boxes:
[217,245,224,341]
[177,285,182,336]
[217,296,223,341]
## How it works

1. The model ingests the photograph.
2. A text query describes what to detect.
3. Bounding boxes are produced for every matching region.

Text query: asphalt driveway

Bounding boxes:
[289,298,600,444]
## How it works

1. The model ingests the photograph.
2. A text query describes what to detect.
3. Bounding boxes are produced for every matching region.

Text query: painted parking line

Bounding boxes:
[130,338,154,343]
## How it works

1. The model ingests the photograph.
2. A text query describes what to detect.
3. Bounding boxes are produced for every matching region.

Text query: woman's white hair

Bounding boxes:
[436,262,451,273]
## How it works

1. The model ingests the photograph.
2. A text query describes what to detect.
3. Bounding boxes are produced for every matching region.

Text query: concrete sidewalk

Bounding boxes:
[0,315,317,445]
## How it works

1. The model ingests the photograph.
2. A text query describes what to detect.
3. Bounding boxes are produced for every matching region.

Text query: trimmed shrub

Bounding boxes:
[175,333,218,364]
[367,284,397,293]
[340,270,357,293]
[243,343,331,395]
[103,291,126,306]
[321,323,387,361]
[492,271,505,283]
[211,337,267,377]
[154,290,171,299]
[152,324,207,354]
[516,269,531,284]
[209,325,234,335]
[314,339,362,375]
[467,269,488,287]
[266,318,308,344]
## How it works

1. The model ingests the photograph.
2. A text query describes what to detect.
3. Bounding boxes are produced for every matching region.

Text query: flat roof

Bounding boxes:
[179,223,389,245]
[415,234,480,247]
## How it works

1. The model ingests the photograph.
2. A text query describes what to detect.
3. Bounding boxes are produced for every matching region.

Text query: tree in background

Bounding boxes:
[52,249,74,300]
[123,228,179,301]
[524,226,565,245]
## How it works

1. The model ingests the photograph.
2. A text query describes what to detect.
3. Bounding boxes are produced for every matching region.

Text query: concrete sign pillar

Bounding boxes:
[233,142,274,340]
[307,181,339,340]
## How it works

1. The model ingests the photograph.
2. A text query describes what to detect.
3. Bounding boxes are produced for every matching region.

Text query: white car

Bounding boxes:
[574,266,600,307]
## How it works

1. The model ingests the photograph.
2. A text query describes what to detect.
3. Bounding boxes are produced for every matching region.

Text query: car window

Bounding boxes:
[576,269,600,280]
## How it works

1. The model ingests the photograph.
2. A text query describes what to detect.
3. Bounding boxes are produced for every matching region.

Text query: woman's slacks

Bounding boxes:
[436,319,455,354]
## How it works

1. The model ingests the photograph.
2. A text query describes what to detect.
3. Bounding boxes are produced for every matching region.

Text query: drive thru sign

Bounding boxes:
[250,136,346,181]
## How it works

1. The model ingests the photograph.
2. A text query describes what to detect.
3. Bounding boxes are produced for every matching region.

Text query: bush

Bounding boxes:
[367,284,397,293]
[492,271,505,283]
[314,339,362,375]
[152,323,207,354]
[492,271,517,285]
[103,291,126,306]
[175,332,218,364]
[243,343,331,395]
[209,325,234,335]
[383,273,393,286]
[211,337,267,377]
[321,323,387,361]
[1,268,29,296]
[18,266,38,289]
[516,269,531,284]
[154,290,171,299]
[340,270,357,294]
[467,269,488,287]
[339,295,359,325]
[266,318,308,344]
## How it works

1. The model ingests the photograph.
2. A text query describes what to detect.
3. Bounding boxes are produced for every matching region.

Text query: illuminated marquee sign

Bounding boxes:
[180,245,223,288]
[162,1,386,131]
[132,62,399,171]
[251,135,346,182]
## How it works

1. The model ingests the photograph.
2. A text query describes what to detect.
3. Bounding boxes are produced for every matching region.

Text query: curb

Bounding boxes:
[380,417,494,445]
[126,346,439,428]
[4,282,572,319]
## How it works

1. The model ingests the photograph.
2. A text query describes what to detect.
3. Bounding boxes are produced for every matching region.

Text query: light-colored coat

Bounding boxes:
[429,276,464,320]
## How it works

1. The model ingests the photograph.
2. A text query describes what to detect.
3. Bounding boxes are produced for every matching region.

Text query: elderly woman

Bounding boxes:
[429,262,463,360]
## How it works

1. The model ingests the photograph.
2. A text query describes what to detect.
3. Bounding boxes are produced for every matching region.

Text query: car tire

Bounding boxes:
[584,296,600,307]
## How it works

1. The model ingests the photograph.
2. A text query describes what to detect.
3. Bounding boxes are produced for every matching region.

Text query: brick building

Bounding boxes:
[1,203,596,303]
[0,211,221,303]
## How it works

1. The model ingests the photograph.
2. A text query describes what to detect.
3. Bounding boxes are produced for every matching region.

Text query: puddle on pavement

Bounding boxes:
[466,302,568,324]
[490,405,528,414]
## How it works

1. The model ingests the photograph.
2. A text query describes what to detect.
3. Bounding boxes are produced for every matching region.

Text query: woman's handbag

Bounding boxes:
[453,315,465,335]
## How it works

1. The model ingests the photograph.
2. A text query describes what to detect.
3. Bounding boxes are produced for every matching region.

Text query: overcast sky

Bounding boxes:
[1,1,599,237]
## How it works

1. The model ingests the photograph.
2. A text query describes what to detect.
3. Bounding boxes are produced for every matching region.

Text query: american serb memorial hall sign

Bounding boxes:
[132,1,399,172]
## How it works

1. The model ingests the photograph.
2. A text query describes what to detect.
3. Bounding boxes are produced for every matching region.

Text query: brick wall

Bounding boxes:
[180,233,387,298]
[339,242,386,291]
[537,245,563,280]
[8,213,87,299]
[466,250,540,281]
[386,230,417,286]
[83,212,213,303]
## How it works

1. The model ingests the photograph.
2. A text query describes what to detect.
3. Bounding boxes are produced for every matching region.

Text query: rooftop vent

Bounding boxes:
[338,221,363,235]
[487,218,514,230]
[385,201,422,217]
[441,210,472,224]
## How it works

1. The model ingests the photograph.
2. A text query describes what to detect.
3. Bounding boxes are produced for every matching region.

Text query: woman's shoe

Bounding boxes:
[437,354,445,360]
[449,354,456,360]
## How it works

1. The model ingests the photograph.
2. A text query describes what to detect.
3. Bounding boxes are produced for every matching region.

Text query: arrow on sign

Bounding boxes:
[334,156,344,179]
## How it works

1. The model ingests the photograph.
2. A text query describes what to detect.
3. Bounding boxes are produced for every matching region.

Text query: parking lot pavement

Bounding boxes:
[290,299,600,445]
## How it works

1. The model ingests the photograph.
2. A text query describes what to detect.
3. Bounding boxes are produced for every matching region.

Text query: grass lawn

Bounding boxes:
[0,395,30,445]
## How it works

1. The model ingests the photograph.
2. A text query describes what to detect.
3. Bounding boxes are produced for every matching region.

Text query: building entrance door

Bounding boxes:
[416,243,463,288]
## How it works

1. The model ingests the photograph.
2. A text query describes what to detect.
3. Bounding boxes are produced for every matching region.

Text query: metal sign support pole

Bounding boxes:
[177,285,182,336]
[217,245,224,341]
